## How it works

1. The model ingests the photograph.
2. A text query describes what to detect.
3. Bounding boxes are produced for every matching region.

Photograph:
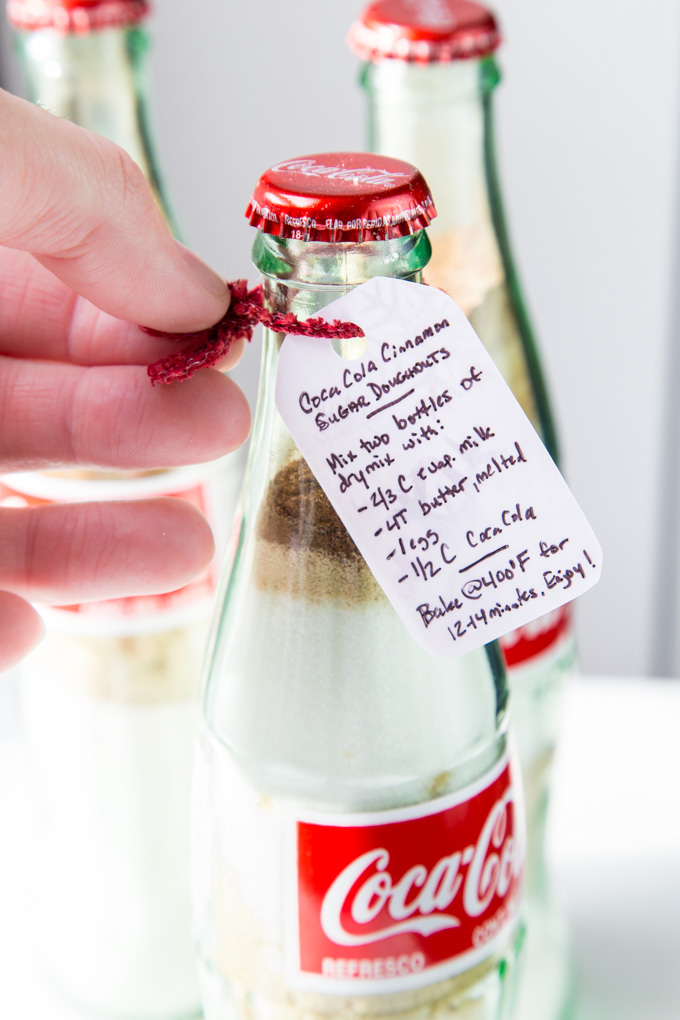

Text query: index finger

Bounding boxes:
[0,248,245,369]
[0,89,229,333]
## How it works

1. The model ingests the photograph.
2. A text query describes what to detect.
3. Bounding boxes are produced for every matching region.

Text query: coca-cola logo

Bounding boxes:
[272,158,406,187]
[320,788,516,946]
[290,753,523,992]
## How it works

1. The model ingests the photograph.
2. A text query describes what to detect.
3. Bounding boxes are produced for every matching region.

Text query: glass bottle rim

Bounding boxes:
[348,0,500,65]
[6,0,149,33]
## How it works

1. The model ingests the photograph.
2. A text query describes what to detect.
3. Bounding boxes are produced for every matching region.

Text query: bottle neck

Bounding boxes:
[244,230,433,492]
[13,24,176,230]
[251,231,432,313]
[360,56,560,460]
[361,56,500,236]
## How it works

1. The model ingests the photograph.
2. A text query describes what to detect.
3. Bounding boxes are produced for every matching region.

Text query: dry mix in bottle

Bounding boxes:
[192,153,525,1020]
[349,4,577,1016]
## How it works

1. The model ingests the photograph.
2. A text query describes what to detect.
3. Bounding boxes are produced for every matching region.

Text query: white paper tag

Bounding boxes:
[275,277,601,658]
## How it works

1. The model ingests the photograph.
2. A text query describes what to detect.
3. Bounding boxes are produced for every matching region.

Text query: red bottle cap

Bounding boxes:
[348,0,501,64]
[246,152,436,243]
[6,0,149,32]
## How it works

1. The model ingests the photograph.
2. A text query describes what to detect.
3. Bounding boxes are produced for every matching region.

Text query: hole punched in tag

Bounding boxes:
[332,334,368,360]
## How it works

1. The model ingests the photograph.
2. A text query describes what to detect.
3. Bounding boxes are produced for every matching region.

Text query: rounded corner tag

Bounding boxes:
[276,278,602,658]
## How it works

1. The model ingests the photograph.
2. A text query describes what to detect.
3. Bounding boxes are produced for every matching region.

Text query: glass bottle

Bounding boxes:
[348,4,577,1017]
[192,152,525,1020]
[7,0,178,231]
[4,2,240,1015]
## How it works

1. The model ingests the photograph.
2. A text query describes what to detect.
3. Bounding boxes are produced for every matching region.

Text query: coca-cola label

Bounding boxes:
[286,750,524,994]
[500,604,573,669]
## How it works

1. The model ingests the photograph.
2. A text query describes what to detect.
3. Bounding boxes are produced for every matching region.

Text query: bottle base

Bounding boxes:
[197,934,523,1020]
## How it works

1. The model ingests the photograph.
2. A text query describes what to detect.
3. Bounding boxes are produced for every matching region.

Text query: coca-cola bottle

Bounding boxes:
[348,5,576,1016]
[7,0,178,231]
[4,2,240,1015]
[192,152,525,1020]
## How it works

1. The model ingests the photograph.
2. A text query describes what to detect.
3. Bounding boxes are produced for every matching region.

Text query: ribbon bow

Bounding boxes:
[144,279,364,385]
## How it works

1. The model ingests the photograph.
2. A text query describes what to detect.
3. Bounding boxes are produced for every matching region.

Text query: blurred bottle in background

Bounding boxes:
[4,0,242,1015]
[348,3,578,1018]
[8,0,179,230]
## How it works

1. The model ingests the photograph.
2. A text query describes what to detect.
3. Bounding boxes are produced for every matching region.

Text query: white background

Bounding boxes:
[2,0,680,676]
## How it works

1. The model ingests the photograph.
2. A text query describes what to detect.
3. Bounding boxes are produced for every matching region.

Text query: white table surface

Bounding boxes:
[1,674,679,1019]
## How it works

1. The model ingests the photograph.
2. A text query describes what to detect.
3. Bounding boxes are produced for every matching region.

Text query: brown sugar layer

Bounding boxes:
[254,457,384,607]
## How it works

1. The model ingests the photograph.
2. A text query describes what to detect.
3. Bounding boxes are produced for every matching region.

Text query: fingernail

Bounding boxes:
[173,240,229,300]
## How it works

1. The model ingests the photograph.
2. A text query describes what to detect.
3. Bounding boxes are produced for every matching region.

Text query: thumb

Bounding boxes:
[0,89,229,332]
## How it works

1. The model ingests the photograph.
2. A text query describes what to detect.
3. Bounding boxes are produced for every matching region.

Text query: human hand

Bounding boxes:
[0,89,251,671]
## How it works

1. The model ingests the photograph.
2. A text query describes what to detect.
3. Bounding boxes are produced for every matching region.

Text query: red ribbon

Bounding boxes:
[144,279,365,385]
